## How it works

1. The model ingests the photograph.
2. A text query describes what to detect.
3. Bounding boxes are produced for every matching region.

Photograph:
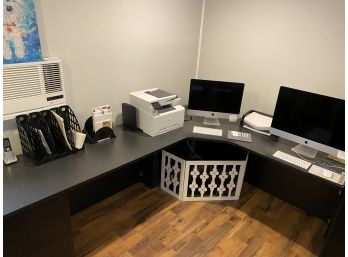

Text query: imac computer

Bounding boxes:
[187,79,245,126]
[270,86,345,158]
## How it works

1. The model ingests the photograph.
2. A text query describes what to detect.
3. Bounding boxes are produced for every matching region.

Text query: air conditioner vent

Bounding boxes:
[43,63,63,94]
[3,65,43,101]
[3,58,67,120]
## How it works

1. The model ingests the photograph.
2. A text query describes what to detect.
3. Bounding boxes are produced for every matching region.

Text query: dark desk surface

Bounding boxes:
[3,119,344,217]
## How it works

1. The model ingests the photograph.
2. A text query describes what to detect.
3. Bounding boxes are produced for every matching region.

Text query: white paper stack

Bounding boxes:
[243,112,273,136]
[51,110,72,150]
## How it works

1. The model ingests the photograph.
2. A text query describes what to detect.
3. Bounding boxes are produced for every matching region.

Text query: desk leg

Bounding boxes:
[150,151,160,187]
[141,151,161,188]
[320,191,345,257]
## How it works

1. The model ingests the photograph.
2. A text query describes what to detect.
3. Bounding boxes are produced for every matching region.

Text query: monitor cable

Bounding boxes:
[295,152,345,171]
[186,139,202,160]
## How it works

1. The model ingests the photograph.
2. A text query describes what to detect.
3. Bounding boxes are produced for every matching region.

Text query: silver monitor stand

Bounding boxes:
[291,144,318,159]
[204,117,220,126]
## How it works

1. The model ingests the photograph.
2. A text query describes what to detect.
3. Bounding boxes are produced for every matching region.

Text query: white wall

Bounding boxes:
[36,0,202,122]
[198,0,345,115]
[3,0,344,154]
[4,0,203,154]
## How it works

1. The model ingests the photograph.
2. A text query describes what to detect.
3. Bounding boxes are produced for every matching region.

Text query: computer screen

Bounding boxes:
[270,86,345,158]
[187,79,244,126]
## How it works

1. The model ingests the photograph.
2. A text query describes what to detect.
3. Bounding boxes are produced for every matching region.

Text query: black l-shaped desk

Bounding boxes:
[3,119,344,257]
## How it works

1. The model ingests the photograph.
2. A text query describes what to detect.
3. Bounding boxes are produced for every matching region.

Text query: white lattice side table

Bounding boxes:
[161,150,248,201]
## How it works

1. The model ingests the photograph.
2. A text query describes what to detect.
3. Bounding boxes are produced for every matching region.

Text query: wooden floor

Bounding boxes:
[71,183,326,257]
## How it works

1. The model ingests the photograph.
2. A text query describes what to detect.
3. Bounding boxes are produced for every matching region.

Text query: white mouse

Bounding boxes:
[323,170,333,178]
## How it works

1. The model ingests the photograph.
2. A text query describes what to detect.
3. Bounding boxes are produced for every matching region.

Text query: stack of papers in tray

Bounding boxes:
[51,110,73,150]
[243,112,273,136]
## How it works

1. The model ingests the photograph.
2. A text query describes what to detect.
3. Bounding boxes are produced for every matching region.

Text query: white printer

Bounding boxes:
[130,88,185,137]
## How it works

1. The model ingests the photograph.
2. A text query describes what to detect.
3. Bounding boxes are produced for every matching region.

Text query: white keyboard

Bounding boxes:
[273,150,312,169]
[193,126,223,137]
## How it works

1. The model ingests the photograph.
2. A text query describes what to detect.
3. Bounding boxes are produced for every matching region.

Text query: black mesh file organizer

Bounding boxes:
[29,112,57,155]
[50,105,81,150]
[16,114,52,165]
[40,109,70,155]
[16,105,82,165]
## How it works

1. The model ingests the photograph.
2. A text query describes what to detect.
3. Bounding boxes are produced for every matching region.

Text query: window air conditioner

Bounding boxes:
[3,58,67,120]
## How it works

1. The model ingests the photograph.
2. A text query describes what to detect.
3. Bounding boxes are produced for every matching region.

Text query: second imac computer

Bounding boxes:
[187,79,245,126]
[270,86,345,158]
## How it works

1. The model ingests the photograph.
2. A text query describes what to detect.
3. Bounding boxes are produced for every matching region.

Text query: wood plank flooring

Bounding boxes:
[71,183,326,257]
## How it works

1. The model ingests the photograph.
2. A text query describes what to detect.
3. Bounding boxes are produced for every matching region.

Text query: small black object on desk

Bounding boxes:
[83,116,116,144]
[121,103,137,131]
